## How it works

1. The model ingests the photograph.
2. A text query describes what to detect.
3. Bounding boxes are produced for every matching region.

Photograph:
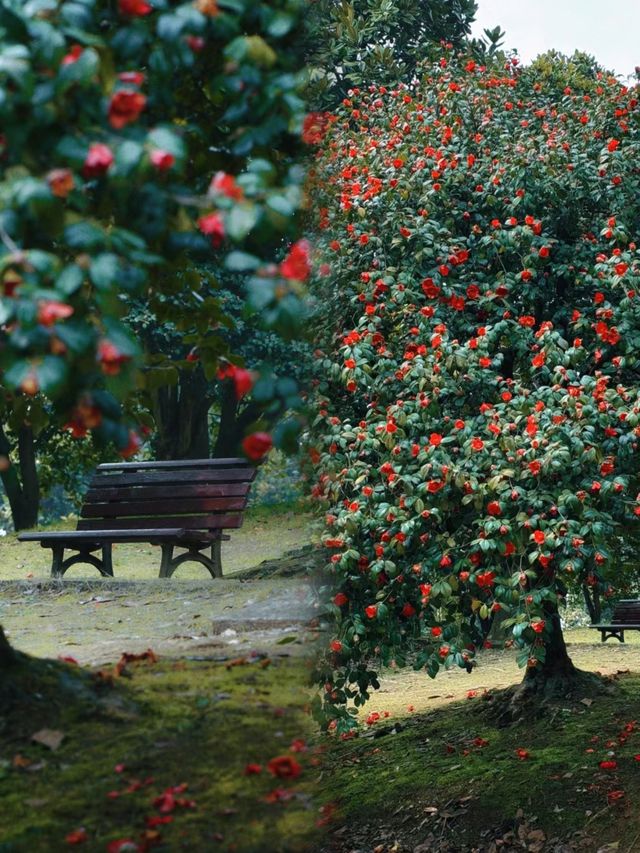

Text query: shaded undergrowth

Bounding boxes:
[0,653,321,852]
[318,672,640,852]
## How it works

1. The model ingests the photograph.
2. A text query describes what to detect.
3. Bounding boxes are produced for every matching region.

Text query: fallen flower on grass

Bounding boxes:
[65,828,87,844]
[264,787,297,804]
[244,763,263,775]
[607,790,625,804]
[106,840,139,853]
[515,748,531,760]
[267,756,302,779]
[599,760,618,770]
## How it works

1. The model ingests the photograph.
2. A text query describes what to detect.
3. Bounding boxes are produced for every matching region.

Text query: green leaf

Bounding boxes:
[226,204,259,241]
[56,264,84,296]
[89,254,120,290]
[225,251,260,272]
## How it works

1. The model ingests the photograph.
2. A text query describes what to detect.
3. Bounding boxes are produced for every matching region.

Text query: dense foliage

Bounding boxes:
[310,49,640,728]
[0,0,309,527]
[306,0,479,105]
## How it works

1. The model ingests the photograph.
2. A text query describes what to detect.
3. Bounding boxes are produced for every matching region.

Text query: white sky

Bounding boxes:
[471,0,640,78]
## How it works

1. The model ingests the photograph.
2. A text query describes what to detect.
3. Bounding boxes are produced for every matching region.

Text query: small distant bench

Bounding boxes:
[590,600,640,643]
[19,458,255,579]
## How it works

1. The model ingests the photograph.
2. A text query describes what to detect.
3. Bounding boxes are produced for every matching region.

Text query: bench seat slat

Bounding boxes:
[90,468,255,488]
[81,497,247,518]
[77,513,244,531]
[18,529,218,544]
[97,458,246,471]
[84,482,251,503]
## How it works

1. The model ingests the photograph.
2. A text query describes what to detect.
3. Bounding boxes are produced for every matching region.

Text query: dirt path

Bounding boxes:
[0,511,321,665]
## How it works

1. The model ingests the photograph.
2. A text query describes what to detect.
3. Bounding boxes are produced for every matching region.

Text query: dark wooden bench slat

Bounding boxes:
[77,513,244,531]
[97,458,247,471]
[81,497,247,518]
[19,529,215,543]
[84,482,251,503]
[90,468,255,488]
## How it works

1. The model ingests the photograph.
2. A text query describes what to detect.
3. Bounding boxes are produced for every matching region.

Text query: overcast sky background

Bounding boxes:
[471,0,639,78]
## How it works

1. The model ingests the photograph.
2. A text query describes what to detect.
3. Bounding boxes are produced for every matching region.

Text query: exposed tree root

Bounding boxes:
[482,667,614,727]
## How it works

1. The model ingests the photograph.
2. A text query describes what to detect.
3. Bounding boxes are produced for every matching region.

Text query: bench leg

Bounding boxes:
[158,542,222,579]
[51,544,64,578]
[159,544,174,579]
[211,540,222,578]
[102,544,114,577]
[47,543,112,578]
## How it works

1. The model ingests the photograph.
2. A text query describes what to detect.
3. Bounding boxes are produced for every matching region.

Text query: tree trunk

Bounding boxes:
[151,367,211,460]
[582,583,601,624]
[0,421,39,530]
[212,383,262,458]
[0,625,16,669]
[523,601,577,695]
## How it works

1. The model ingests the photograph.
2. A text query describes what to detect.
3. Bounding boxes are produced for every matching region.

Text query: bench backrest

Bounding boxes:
[77,458,255,533]
[611,600,640,624]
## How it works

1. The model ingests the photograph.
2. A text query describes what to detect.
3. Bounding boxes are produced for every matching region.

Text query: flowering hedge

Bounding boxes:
[0,0,307,465]
[309,50,640,728]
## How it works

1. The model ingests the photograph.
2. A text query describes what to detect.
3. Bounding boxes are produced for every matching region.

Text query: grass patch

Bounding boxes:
[0,653,321,852]
[318,673,640,851]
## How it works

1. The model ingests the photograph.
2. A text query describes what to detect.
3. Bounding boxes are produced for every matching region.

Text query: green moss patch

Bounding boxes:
[318,673,640,852]
[0,654,321,852]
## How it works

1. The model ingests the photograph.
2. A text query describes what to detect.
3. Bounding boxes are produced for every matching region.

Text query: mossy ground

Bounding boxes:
[317,642,640,853]
[0,653,322,853]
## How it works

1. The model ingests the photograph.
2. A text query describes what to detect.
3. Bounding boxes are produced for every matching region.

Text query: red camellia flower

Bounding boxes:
[302,112,330,145]
[47,168,75,198]
[108,89,147,129]
[334,592,348,606]
[429,432,443,446]
[65,828,88,844]
[150,149,175,171]
[532,530,546,545]
[83,143,114,178]
[198,212,225,248]
[118,0,152,16]
[280,240,311,281]
[330,639,343,652]
[401,603,416,617]
[365,605,378,619]
[106,840,139,853]
[487,501,501,516]
[38,301,74,326]
[209,171,243,201]
[242,432,272,461]
[267,755,302,779]
[216,363,255,399]
[431,626,442,637]
[98,340,130,375]
[119,430,141,460]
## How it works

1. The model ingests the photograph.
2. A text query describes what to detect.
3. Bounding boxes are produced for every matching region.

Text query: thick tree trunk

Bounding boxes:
[0,422,39,530]
[151,367,211,460]
[523,602,577,694]
[212,383,262,458]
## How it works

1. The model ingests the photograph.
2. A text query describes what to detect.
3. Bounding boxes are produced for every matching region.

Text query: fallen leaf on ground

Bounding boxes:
[31,729,65,751]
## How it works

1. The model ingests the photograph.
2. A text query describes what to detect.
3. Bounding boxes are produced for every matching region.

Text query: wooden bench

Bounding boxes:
[590,600,640,642]
[19,458,255,579]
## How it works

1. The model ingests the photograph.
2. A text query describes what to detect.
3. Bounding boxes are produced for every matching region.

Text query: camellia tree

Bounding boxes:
[0,0,310,532]
[0,0,309,668]
[309,49,640,729]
